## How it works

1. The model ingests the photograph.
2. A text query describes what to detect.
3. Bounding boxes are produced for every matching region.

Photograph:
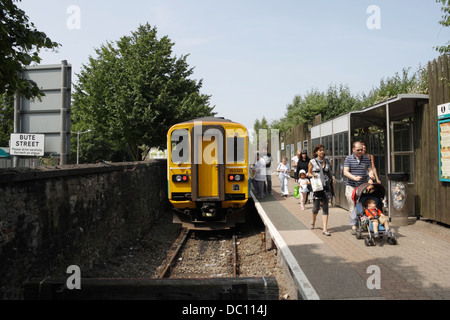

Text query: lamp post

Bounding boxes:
[72,129,91,164]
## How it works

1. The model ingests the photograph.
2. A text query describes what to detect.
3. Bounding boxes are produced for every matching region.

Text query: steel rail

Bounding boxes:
[159,229,191,278]
[232,235,238,277]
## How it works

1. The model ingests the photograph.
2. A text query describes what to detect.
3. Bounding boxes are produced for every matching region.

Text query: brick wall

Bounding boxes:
[0,160,168,299]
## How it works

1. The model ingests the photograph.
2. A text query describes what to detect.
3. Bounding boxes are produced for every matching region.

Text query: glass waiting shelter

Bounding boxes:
[310,94,429,221]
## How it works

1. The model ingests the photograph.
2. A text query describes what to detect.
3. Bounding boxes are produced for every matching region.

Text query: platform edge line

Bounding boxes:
[251,191,320,300]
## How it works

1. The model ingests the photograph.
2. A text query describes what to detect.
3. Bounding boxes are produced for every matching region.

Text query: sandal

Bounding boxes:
[322,231,331,236]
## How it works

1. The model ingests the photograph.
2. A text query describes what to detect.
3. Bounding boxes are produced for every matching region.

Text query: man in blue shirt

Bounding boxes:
[343,141,376,234]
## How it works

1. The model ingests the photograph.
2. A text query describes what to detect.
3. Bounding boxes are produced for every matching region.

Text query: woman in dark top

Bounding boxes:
[295,150,310,175]
[296,150,311,201]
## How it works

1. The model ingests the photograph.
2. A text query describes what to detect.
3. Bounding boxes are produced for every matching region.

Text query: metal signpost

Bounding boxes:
[13,61,71,167]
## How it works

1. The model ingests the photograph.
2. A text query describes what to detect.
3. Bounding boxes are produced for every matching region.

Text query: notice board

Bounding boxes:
[439,119,450,182]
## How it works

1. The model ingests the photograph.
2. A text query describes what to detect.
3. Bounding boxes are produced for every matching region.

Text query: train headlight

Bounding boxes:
[228,174,244,182]
[172,174,189,183]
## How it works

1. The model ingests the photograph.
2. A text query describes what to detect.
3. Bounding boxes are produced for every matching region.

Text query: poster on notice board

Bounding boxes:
[438,102,450,182]
[439,120,450,182]
[437,102,450,182]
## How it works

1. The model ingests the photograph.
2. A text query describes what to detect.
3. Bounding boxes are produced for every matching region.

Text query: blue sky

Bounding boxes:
[17,0,448,133]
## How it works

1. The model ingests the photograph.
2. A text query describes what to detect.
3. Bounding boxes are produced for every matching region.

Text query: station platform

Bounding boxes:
[252,175,450,300]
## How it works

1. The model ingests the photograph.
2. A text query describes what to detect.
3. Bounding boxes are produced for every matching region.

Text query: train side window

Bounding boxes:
[226,136,245,164]
[171,129,189,163]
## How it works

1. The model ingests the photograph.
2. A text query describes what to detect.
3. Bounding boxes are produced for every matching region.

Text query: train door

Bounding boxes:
[198,132,219,197]
[191,124,225,201]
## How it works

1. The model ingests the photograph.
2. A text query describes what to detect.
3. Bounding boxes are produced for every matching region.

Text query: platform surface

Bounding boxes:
[253,175,450,300]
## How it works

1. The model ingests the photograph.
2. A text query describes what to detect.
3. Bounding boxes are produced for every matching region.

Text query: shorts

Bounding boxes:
[370,215,389,225]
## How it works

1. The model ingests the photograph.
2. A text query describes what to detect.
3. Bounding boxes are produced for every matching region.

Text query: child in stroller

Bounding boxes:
[353,183,398,246]
[364,198,392,239]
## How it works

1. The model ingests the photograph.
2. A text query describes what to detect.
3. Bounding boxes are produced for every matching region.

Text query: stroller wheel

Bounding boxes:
[355,229,362,239]
[365,237,375,246]
[388,236,398,245]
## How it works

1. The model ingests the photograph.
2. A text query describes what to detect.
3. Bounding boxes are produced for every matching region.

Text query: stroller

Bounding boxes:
[352,183,398,246]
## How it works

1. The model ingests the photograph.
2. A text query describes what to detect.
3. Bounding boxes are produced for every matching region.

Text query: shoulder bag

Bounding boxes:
[310,159,324,192]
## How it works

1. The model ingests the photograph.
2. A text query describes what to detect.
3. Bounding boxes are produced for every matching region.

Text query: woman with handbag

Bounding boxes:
[307,144,333,236]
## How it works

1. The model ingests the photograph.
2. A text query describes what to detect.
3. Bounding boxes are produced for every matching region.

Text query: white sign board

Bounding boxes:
[438,102,450,120]
[15,61,71,164]
[10,134,45,156]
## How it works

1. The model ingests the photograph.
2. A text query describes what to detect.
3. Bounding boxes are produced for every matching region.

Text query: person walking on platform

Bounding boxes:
[262,146,273,196]
[343,141,376,234]
[277,156,290,197]
[307,144,333,236]
[292,149,301,183]
[295,150,311,203]
[361,142,381,184]
[252,152,266,199]
[297,169,310,210]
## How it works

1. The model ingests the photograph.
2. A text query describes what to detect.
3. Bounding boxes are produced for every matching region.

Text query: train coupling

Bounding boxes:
[201,203,217,218]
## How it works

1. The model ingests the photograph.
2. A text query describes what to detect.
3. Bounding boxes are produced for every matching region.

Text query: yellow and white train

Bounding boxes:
[167,117,249,230]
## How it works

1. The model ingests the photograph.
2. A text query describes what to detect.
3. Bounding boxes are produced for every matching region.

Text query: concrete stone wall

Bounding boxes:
[0,160,168,299]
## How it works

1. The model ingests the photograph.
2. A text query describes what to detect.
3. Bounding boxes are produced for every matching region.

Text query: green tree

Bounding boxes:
[325,84,362,121]
[436,0,450,54]
[257,65,427,134]
[0,94,14,147]
[268,88,328,132]
[0,0,60,99]
[72,23,214,161]
[252,116,270,146]
[253,116,269,134]
[362,67,427,107]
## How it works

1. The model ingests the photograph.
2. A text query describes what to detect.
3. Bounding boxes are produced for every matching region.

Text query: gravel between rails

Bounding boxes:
[84,207,293,300]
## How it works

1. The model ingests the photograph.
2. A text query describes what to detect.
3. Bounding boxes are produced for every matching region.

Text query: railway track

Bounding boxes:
[23,202,285,300]
[159,229,240,279]
[23,223,281,300]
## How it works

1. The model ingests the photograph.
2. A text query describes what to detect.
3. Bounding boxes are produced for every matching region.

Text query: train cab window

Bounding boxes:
[226,136,245,163]
[171,129,189,163]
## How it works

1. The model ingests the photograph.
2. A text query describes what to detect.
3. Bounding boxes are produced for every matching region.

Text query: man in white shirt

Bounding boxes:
[292,150,300,183]
[253,152,266,199]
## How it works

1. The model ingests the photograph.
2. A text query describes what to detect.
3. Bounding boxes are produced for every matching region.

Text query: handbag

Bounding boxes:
[249,168,257,179]
[310,176,324,192]
[293,185,300,199]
